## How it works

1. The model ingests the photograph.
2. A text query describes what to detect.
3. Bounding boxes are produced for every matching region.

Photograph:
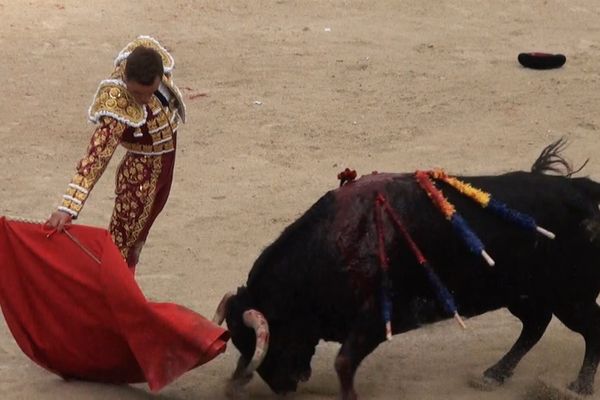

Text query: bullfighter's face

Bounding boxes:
[125,76,160,105]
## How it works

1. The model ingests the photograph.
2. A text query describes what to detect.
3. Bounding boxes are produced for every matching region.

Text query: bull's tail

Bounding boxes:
[530,138,600,203]
[530,137,589,177]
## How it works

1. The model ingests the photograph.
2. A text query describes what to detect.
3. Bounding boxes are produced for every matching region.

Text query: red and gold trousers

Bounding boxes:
[109,150,175,270]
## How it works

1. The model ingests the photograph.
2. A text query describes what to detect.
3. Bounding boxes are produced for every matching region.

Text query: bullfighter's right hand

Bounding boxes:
[46,210,73,232]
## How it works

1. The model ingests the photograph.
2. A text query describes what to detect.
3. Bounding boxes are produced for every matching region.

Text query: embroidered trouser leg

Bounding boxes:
[109,151,175,269]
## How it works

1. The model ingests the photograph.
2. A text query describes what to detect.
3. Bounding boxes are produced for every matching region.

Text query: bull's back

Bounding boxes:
[333,171,600,325]
[246,171,600,338]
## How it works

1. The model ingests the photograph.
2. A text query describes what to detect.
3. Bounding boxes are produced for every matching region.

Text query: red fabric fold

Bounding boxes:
[0,217,229,391]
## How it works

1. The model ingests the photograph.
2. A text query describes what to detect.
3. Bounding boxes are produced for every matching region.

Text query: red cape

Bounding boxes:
[0,217,229,391]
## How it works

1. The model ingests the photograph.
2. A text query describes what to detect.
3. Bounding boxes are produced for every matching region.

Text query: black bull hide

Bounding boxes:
[224,151,600,399]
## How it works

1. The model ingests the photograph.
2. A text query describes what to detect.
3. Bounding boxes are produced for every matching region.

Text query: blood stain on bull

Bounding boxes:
[214,139,600,400]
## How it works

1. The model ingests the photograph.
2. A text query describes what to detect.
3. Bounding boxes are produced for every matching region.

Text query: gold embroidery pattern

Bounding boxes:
[121,141,174,154]
[146,105,170,132]
[59,118,126,217]
[109,154,162,260]
[89,81,145,127]
[161,75,186,122]
[150,128,168,143]
[119,100,179,155]
[110,62,126,81]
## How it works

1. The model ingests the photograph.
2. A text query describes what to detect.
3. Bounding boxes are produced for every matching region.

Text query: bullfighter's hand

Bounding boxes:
[46,210,73,232]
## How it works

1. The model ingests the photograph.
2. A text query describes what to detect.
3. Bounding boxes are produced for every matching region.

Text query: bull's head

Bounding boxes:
[214,288,315,396]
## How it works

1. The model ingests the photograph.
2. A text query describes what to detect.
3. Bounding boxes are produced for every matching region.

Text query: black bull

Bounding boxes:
[214,144,600,399]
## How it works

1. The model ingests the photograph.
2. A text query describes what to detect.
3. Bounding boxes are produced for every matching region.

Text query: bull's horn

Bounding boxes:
[242,309,270,374]
[212,291,235,325]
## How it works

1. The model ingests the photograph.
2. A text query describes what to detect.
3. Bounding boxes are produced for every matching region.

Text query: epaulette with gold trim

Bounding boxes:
[88,79,147,127]
[162,75,186,123]
[114,35,175,74]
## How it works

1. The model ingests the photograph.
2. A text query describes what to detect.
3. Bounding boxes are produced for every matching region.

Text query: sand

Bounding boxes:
[1,1,600,399]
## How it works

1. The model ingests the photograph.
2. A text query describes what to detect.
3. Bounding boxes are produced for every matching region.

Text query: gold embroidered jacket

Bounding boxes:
[58,36,185,218]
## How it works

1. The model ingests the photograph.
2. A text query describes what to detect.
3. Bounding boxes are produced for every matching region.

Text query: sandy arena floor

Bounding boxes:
[1,1,600,399]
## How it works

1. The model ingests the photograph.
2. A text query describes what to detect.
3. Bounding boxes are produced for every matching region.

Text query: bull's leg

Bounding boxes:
[480,302,552,386]
[554,302,600,395]
[335,314,385,400]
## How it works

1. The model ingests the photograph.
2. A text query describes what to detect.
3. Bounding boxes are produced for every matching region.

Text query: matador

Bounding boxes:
[50,36,186,271]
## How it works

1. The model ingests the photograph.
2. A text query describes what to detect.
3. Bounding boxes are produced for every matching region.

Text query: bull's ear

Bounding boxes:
[234,286,254,310]
[225,287,253,329]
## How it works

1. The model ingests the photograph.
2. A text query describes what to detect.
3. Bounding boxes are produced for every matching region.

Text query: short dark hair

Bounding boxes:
[124,46,164,85]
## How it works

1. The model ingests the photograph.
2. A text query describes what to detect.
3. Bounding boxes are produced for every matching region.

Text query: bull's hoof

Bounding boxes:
[467,373,503,392]
[527,376,590,400]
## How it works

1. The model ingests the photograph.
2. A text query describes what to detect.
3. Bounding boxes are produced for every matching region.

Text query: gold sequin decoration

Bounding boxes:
[61,119,126,215]
[89,82,144,125]
[120,38,174,71]
[109,154,161,260]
